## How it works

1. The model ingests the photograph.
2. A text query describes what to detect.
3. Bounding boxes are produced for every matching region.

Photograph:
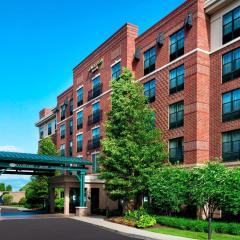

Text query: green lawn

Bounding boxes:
[148,227,240,240]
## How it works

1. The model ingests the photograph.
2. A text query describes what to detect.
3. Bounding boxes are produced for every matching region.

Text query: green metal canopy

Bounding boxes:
[0,151,92,176]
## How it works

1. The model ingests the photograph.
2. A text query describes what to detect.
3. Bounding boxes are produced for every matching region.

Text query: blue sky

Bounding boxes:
[0,0,184,190]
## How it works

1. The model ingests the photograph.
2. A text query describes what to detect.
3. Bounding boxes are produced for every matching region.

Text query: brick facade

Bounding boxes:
[37,0,240,168]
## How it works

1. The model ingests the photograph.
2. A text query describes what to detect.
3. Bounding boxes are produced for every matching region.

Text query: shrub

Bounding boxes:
[155,216,240,236]
[136,215,156,228]
[124,208,156,228]
[2,194,13,205]
[18,197,27,206]
[55,198,64,211]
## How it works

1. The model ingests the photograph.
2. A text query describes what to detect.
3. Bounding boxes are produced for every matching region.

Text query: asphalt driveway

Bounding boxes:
[0,217,140,240]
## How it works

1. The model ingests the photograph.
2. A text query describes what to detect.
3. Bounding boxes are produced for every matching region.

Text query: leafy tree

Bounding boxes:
[99,68,167,210]
[149,166,189,215]
[189,162,228,240]
[24,137,58,208]
[2,194,13,205]
[0,183,5,191]
[5,184,12,192]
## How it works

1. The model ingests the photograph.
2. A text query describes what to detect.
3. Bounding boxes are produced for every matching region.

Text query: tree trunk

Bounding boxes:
[208,216,212,240]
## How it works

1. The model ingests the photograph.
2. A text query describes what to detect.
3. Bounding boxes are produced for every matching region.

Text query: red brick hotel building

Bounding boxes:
[36,0,240,213]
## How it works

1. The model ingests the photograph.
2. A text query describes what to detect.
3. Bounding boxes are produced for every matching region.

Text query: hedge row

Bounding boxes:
[155,216,240,236]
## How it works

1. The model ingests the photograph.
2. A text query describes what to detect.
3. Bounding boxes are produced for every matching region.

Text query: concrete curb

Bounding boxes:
[71,216,194,240]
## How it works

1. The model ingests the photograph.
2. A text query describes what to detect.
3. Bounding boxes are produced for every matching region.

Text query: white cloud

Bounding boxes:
[0,146,24,152]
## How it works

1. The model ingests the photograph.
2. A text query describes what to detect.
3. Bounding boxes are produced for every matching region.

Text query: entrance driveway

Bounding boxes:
[0,217,141,240]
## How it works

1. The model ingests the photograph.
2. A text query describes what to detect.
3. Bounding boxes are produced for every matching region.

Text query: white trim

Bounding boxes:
[76,85,83,91]
[92,125,100,131]
[74,89,112,112]
[137,48,210,83]
[92,73,101,80]
[76,131,83,136]
[210,37,240,55]
[57,115,72,125]
[110,59,121,67]
[91,151,100,155]
[72,48,210,113]
[77,155,83,158]
[91,100,100,105]
[76,108,84,114]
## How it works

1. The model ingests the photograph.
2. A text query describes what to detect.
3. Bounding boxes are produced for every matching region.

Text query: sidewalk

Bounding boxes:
[71,216,194,240]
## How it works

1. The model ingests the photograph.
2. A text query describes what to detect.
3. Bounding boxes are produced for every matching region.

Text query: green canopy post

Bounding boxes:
[76,170,87,207]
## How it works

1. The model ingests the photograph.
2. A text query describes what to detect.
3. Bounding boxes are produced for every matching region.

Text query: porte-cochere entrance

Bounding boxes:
[0,151,92,216]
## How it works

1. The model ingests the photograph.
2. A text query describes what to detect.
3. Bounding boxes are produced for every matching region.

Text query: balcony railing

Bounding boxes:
[88,84,102,101]
[87,136,101,150]
[88,110,102,126]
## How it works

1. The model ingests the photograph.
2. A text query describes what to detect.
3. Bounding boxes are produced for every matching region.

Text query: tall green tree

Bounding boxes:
[99,68,166,210]
[189,162,228,240]
[0,183,5,191]
[149,166,189,215]
[25,137,58,208]
[5,184,12,192]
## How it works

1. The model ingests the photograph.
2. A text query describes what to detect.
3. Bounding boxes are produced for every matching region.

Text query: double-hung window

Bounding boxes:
[169,137,184,164]
[222,89,240,122]
[40,127,44,139]
[111,62,121,80]
[60,104,66,121]
[223,7,240,44]
[88,76,102,100]
[77,111,83,130]
[169,65,184,94]
[69,141,73,157]
[69,119,73,135]
[77,134,83,152]
[170,28,185,61]
[144,47,156,75]
[222,130,240,161]
[69,99,73,115]
[169,101,184,129]
[48,123,52,135]
[92,153,99,174]
[60,124,65,139]
[222,48,240,82]
[144,79,155,103]
[60,144,65,157]
[77,87,83,107]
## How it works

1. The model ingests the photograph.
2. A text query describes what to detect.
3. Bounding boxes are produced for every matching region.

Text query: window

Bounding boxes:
[169,137,184,164]
[60,104,66,121]
[40,127,44,139]
[169,101,184,129]
[69,141,73,157]
[88,127,101,150]
[222,48,240,82]
[77,134,83,152]
[69,99,73,115]
[77,87,83,107]
[223,7,240,44]
[60,144,65,157]
[60,124,65,139]
[144,79,155,103]
[112,62,121,80]
[48,123,52,135]
[222,89,240,122]
[54,120,57,130]
[144,47,156,75]
[92,153,99,174]
[88,76,102,100]
[222,130,240,161]
[77,111,83,130]
[69,119,73,135]
[170,28,185,61]
[88,102,101,126]
[169,65,184,94]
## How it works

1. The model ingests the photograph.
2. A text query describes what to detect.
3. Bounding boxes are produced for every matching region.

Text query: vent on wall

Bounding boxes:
[134,47,141,61]
[184,12,193,29]
[156,32,164,47]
